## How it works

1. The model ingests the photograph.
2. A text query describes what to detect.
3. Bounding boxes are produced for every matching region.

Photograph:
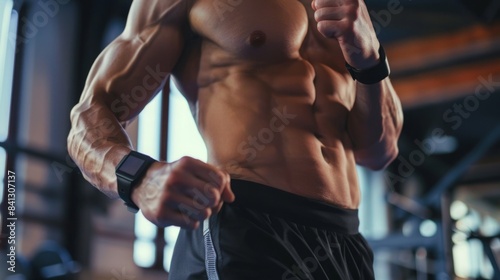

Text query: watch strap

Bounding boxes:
[345,45,390,85]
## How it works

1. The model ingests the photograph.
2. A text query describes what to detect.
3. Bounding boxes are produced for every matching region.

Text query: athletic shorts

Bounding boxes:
[168,179,375,280]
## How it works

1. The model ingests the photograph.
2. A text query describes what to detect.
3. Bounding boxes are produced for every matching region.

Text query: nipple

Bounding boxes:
[248,30,267,47]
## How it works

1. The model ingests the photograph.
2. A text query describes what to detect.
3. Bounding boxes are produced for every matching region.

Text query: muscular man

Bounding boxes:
[68,0,403,279]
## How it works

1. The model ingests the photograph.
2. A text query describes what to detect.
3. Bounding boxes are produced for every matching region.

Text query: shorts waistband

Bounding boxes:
[229,179,360,235]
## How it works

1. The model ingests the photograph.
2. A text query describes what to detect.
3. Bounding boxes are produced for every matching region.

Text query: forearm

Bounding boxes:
[67,0,186,196]
[347,78,403,169]
[68,98,133,198]
[311,0,404,168]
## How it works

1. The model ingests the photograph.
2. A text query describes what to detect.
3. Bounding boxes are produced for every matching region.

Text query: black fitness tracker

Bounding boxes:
[345,45,390,85]
[115,151,156,213]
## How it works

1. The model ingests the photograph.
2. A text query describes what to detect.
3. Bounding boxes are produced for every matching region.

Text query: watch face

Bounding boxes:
[120,156,145,176]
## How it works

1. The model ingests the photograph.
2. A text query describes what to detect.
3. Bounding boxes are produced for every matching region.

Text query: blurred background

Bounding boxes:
[0,0,499,279]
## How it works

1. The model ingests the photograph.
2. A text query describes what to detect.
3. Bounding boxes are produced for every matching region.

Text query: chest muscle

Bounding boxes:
[190,0,309,61]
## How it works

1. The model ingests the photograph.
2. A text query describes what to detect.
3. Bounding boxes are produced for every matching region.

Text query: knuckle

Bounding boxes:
[348,5,359,19]
[177,156,193,168]
[209,171,225,187]
[191,208,206,220]
[206,188,221,203]
[208,187,221,198]
[200,185,219,203]
[314,10,322,21]
[179,203,198,218]
[165,171,182,187]
[192,194,211,209]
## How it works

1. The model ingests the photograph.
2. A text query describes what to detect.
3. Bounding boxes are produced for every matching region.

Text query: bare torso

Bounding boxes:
[172,0,360,208]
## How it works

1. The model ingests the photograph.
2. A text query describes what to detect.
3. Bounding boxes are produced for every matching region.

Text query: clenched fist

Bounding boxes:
[131,156,235,230]
[312,0,381,70]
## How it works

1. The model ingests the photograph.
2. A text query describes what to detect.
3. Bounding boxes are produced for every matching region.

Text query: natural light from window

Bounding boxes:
[164,80,207,271]
[134,91,162,268]
[0,0,16,208]
[134,79,207,271]
[0,0,16,143]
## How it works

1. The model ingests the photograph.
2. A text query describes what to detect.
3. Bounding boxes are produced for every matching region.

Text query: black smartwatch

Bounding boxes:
[116,151,156,213]
[345,45,390,85]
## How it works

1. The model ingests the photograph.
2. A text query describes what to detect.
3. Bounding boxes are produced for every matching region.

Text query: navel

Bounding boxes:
[248,30,267,47]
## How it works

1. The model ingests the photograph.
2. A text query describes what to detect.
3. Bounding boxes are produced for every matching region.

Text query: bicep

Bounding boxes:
[80,0,188,122]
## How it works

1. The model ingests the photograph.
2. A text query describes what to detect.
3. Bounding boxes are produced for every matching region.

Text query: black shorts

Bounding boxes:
[168,179,374,280]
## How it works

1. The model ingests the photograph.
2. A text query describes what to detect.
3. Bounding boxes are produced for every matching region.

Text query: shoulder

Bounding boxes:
[123,0,195,37]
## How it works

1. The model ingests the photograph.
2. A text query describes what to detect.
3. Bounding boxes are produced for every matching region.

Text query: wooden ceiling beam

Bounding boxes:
[392,58,500,107]
[387,23,500,74]
[385,23,500,107]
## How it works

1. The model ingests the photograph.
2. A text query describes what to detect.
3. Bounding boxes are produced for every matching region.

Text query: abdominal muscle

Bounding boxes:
[188,54,361,209]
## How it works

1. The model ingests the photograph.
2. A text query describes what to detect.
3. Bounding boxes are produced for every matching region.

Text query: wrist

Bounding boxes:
[345,45,390,85]
[130,161,164,210]
[340,38,381,70]
[345,42,380,70]
[91,144,132,199]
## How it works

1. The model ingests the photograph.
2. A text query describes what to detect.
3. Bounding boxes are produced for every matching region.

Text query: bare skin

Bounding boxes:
[68,0,403,229]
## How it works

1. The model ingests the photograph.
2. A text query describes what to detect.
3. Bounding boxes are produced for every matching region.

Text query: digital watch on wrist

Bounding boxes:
[115,151,156,213]
[345,45,390,85]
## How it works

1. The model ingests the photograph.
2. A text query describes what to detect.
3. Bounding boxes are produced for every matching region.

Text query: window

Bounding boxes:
[0,0,17,205]
[0,0,16,142]
[134,92,162,268]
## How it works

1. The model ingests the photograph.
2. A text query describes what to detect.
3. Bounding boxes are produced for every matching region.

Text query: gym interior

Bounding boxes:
[0,0,499,279]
